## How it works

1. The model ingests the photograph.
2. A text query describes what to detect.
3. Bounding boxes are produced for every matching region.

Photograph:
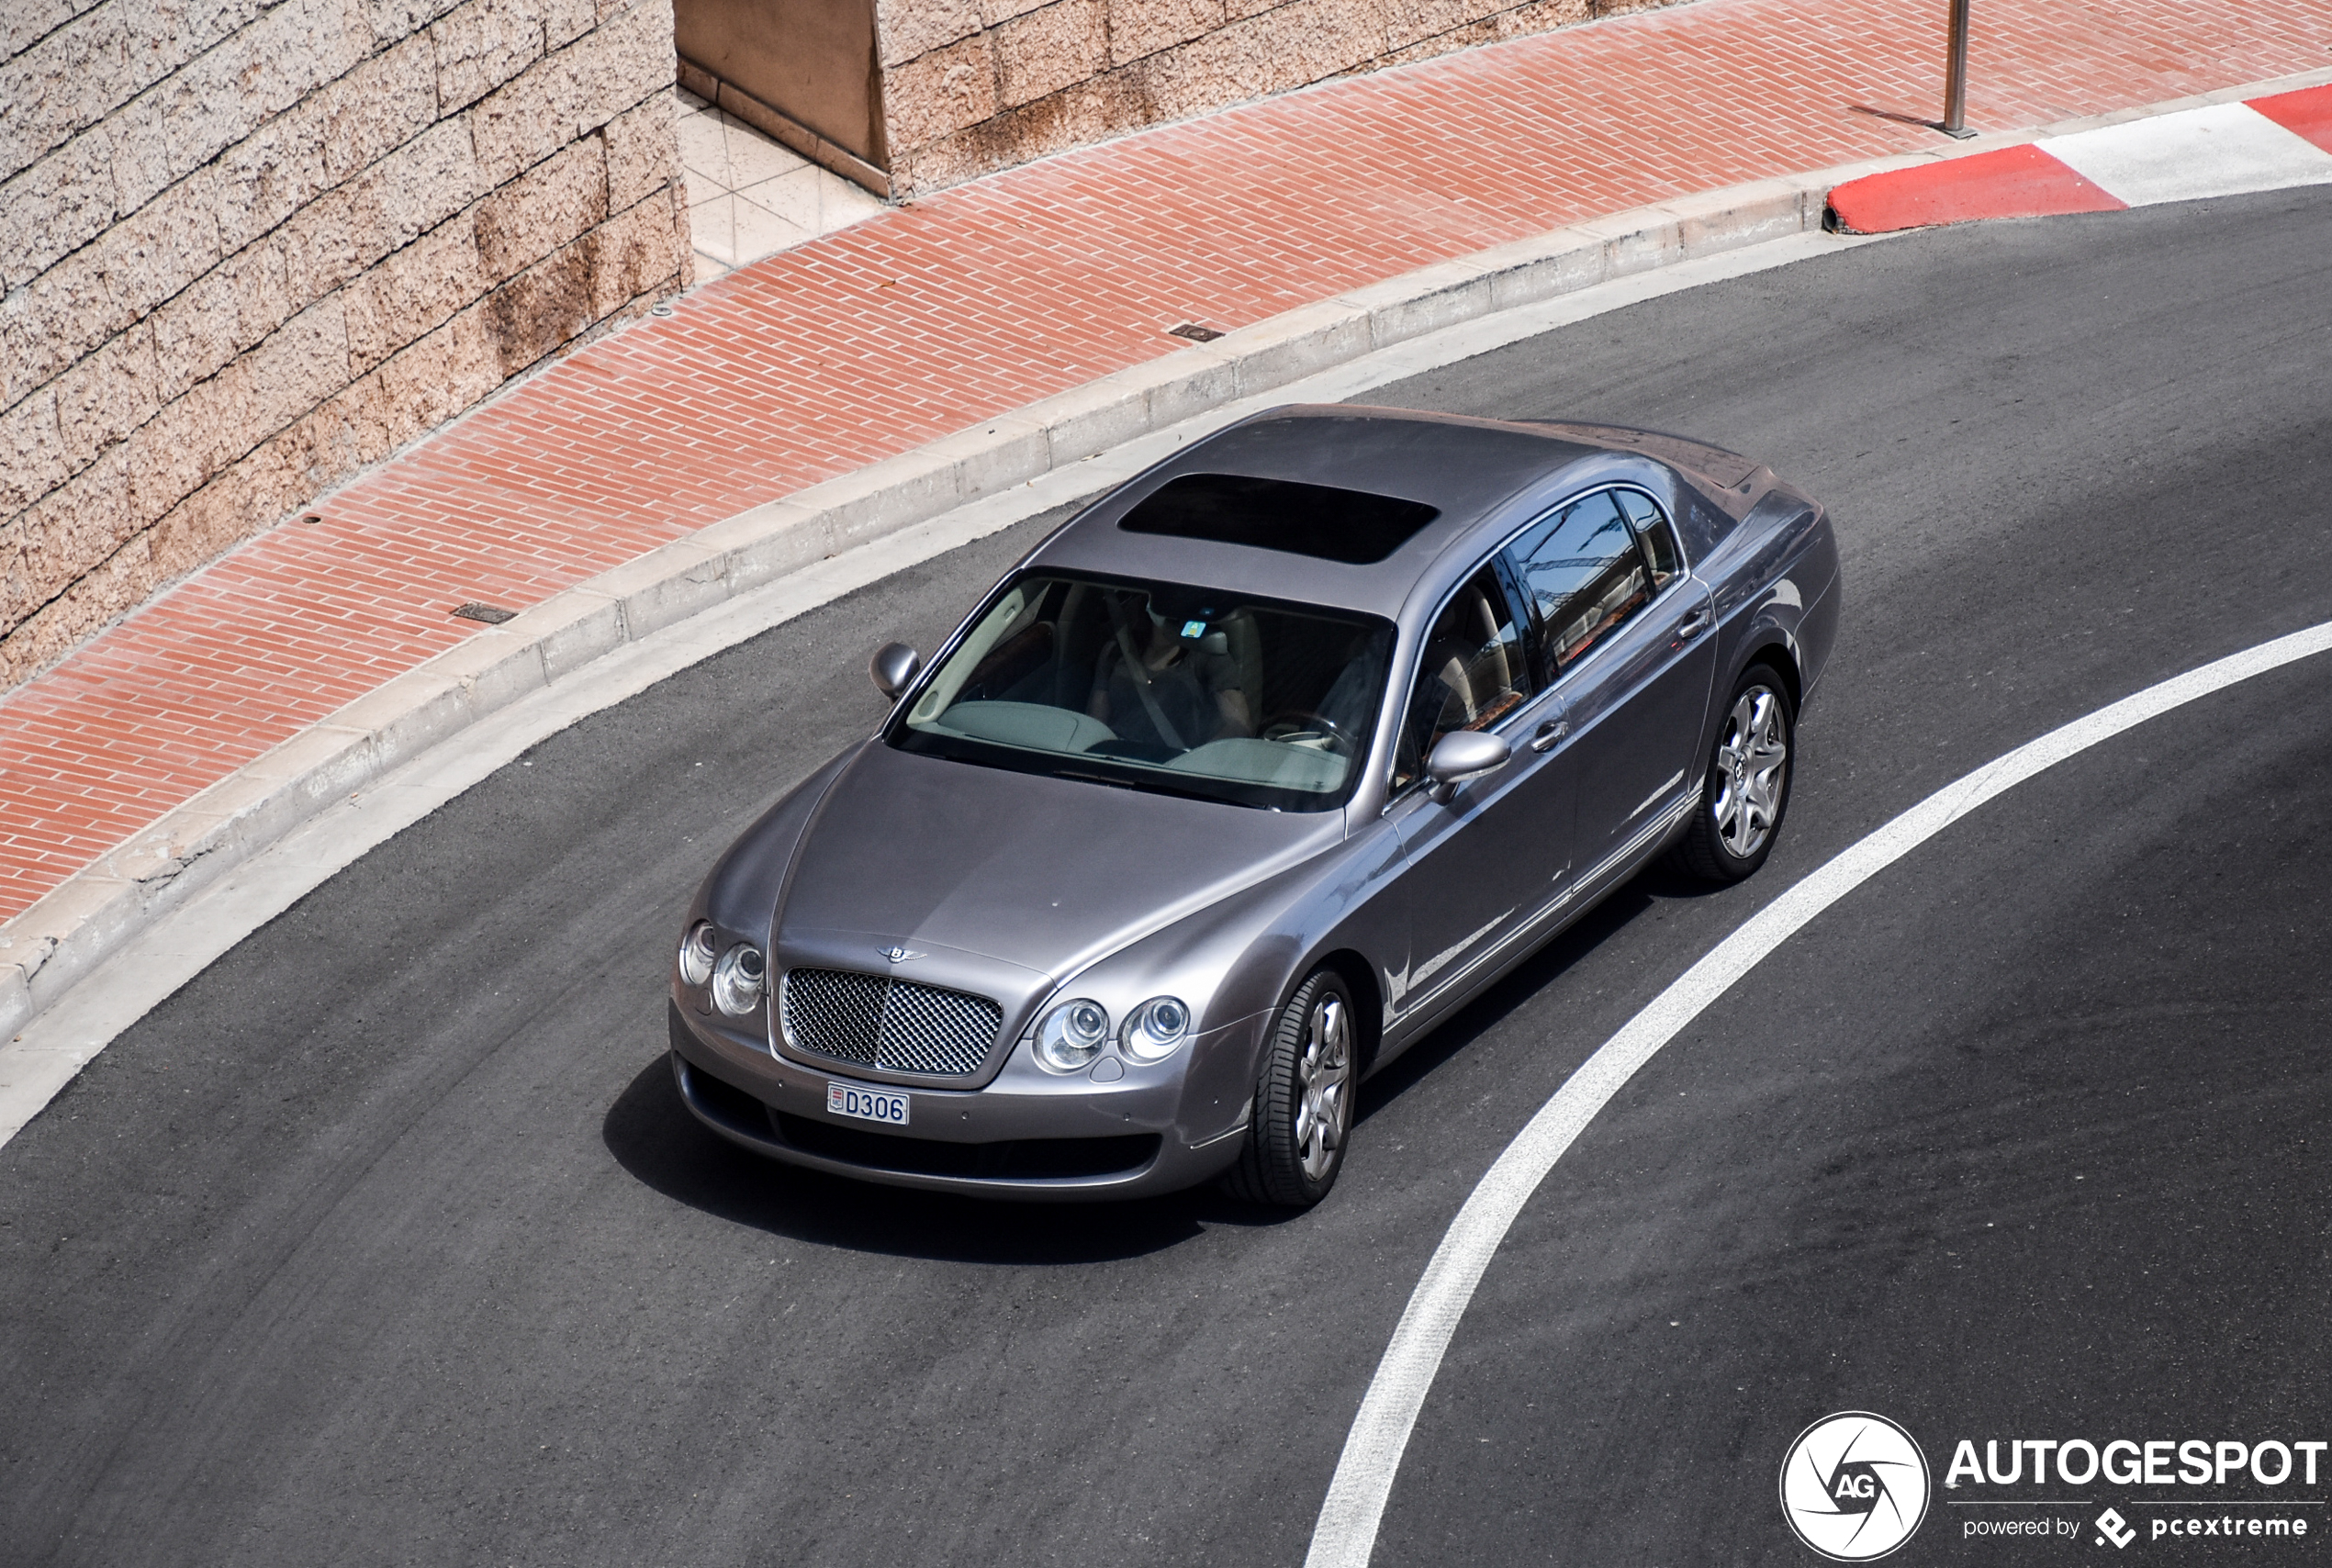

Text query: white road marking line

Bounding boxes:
[2046,102,2332,207]
[1305,618,2332,1568]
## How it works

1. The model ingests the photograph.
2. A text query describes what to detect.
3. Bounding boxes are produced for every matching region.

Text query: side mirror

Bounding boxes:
[870,642,922,701]
[1426,730,1510,804]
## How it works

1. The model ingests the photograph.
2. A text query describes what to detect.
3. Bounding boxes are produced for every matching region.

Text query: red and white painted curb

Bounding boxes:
[1831,84,2332,232]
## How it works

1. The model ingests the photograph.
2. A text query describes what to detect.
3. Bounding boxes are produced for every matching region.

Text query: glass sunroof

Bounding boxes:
[1117,474,1441,566]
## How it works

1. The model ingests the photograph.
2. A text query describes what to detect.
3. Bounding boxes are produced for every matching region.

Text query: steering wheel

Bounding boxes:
[1260,710,1359,756]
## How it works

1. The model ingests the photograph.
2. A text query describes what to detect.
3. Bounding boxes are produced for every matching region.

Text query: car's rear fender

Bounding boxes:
[1699,486,1838,752]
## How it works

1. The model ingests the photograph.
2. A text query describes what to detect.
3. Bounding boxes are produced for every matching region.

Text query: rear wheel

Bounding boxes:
[1670,663,1795,883]
[1224,969,1356,1208]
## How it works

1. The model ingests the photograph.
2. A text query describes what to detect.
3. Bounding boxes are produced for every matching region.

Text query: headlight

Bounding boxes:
[678,921,718,987]
[712,944,767,1017]
[1119,996,1192,1063]
[1033,998,1110,1072]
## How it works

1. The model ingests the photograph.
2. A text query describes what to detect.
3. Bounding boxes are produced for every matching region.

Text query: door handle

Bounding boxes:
[1530,719,1571,753]
[1676,604,1712,640]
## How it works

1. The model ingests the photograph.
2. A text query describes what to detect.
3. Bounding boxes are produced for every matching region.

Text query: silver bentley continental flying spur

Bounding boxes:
[667,406,1840,1206]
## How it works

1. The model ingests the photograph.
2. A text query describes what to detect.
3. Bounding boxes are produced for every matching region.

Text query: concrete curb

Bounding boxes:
[6,63,2330,1051]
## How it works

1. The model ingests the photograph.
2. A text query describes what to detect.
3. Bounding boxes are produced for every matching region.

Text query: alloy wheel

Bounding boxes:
[1712,686,1789,859]
[1293,991,1352,1181]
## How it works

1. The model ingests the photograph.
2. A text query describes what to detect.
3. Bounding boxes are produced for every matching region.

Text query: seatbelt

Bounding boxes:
[1104,599,1187,751]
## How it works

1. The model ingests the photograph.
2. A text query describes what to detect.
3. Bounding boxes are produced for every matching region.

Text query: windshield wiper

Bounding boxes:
[1053,768,1224,804]
[917,742,1245,806]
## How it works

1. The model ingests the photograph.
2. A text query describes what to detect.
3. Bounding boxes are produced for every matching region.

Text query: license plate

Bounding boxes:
[827,1081,910,1126]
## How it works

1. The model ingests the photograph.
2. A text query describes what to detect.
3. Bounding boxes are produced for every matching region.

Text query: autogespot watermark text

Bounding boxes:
[1944,1436,2324,1551]
[1783,1417,2327,1559]
[1946,1437,2326,1490]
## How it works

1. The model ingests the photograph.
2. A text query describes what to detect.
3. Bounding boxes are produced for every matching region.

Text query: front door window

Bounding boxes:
[1391,566,1535,792]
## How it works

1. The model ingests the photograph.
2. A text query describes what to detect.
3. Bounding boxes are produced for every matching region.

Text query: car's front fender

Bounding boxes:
[1044,811,1407,1135]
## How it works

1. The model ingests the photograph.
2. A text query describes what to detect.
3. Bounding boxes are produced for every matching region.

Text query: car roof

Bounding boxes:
[1021,406,1640,619]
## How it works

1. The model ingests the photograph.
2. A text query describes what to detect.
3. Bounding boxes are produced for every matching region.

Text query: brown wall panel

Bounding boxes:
[675,0,885,165]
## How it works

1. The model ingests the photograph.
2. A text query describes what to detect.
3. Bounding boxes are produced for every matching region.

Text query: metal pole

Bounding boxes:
[1942,0,1975,137]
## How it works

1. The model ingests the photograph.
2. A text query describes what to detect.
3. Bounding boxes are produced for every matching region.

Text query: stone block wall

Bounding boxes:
[0,0,693,689]
[876,0,1681,195]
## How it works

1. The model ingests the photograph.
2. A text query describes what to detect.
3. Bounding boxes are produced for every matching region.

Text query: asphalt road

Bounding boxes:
[4,186,2328,1568]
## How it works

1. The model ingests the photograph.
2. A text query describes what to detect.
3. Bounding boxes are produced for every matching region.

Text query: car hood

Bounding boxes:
[775,741,1342,985]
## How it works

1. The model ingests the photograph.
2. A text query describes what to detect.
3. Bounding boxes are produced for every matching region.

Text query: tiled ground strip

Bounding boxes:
[673,88,890,277]
[6,0,2332,922]
[1831,84,2332,230]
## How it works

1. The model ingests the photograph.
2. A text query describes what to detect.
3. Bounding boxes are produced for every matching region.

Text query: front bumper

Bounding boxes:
[666,1001,1258,1201]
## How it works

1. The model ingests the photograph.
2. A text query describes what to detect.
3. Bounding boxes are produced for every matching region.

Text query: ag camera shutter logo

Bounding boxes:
[1780,1412,1932,1561]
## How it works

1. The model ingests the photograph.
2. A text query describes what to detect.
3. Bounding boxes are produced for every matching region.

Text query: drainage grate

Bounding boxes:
[1166,321,1225,342]
[451,601,517,624]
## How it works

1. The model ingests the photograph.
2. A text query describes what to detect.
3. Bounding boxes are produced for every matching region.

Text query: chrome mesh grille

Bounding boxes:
[779,969,1002,1078]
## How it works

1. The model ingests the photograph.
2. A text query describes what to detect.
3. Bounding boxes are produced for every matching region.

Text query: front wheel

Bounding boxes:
[1223,969,1356,1208]
[1670,664,1795,883]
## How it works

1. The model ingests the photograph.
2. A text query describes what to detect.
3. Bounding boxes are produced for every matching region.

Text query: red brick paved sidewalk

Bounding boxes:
[5,0,2329,923]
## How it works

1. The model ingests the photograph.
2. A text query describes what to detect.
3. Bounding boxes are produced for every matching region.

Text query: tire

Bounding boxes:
[1669,662,1796,883]
[1223,969,1357,1208]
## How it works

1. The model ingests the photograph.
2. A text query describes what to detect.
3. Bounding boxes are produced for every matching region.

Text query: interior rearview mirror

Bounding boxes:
[870,643,922,701]
[1426,730,1511,804]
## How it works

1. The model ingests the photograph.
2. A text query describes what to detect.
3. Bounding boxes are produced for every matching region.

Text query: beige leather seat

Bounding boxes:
[1422,584,1515,736]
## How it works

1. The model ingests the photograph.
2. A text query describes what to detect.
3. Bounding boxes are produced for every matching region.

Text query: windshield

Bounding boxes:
[888,573,1394,812]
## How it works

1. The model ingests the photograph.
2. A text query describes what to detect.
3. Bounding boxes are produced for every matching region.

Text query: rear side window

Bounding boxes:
[1507,490,1650,678]
[1615,488,1683,589]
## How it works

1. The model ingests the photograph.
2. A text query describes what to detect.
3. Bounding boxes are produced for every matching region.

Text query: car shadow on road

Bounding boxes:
[601,1056,1297,1263]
